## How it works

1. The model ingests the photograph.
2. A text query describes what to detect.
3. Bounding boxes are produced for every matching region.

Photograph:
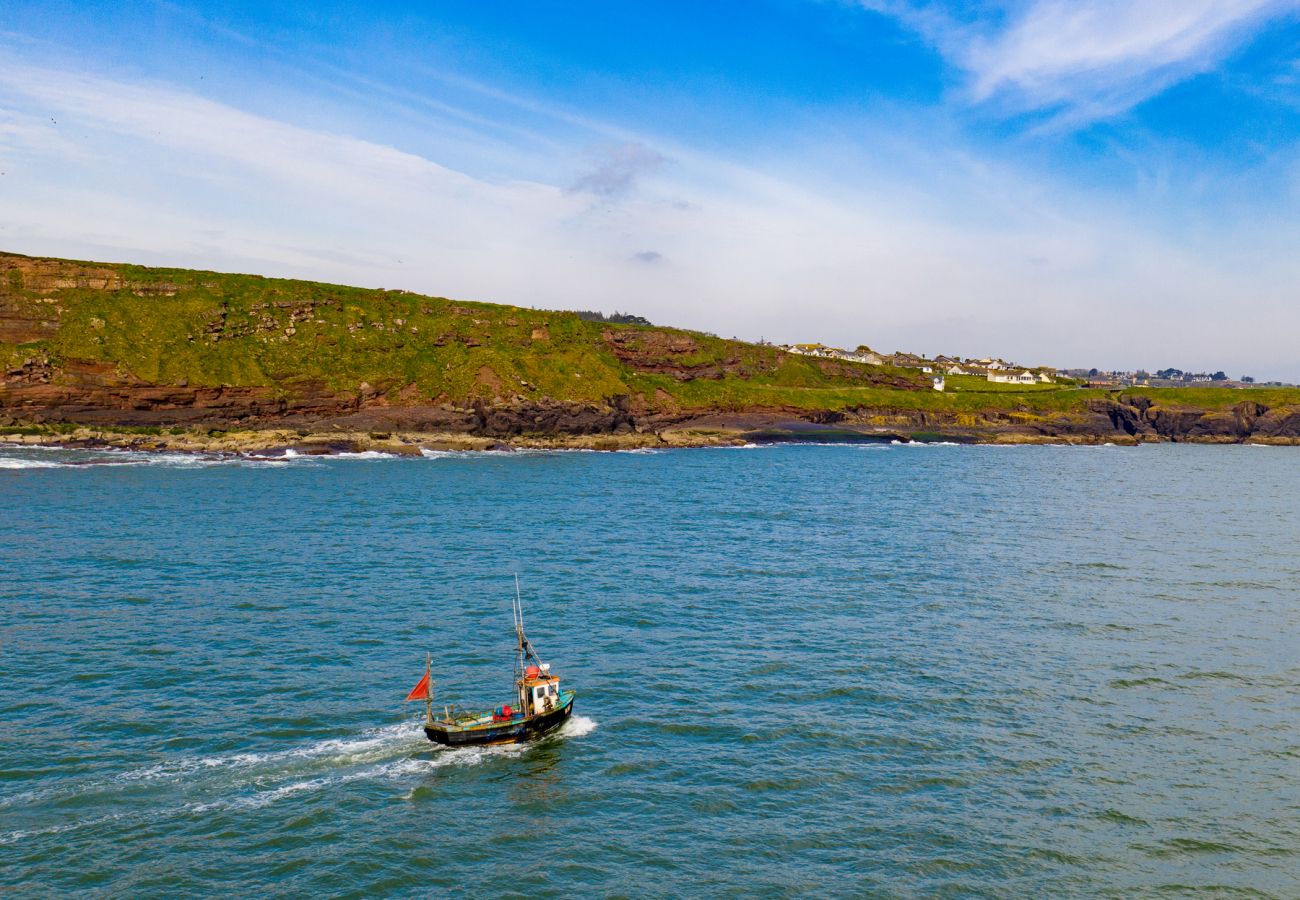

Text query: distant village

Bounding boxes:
[1058,368,1284,388]
[768,343,1285,390]
[772,342,1058,390]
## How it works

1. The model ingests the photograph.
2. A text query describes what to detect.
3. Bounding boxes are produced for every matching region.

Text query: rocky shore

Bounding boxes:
[3,390,1298,457]
[0,421,744,455]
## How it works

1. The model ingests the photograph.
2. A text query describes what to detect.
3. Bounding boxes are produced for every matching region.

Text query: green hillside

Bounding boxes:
[1,252,931,411]
[3,251,1299,446]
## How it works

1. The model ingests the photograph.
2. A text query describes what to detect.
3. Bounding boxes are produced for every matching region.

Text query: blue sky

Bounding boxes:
[3,1,1300,378]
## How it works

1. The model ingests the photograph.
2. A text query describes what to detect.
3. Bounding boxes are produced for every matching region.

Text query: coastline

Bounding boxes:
[4,252,1299,453]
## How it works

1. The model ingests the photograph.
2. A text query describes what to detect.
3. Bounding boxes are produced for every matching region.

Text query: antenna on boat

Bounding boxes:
[512,573,525,684]
[511,573,545,672]
[514,573,524,636]
[513,574,525,658]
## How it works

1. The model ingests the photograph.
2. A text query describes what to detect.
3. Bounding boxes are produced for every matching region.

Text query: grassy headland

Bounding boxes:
[3,251,1298,449]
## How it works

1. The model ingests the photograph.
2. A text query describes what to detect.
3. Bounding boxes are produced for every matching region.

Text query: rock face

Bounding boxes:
[3,255,125,295]
[906,397,1300,445]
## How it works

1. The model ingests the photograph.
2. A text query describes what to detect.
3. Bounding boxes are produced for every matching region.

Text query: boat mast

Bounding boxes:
[513,574,545,670]
[513,575,525,710]
[513,575,524,677]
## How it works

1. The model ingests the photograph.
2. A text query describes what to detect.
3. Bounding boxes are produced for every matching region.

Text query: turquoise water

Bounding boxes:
[1,443,1297,896]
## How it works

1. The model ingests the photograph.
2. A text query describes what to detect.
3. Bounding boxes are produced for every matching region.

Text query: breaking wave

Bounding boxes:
[331,450,401,459]
[0,457,64,469]
[419,446,657,459]
[560,714,598,738]
[0,446,290,469]
[0,446,408,469]
[889,440,962,447]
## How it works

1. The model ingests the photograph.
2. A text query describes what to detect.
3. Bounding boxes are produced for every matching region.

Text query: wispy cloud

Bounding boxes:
[868,0,1300,120]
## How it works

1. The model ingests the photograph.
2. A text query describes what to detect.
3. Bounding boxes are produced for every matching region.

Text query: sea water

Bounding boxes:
[0,443,1296,895]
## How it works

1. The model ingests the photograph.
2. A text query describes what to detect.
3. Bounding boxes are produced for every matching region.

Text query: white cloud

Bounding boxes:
[868,0,1300,119]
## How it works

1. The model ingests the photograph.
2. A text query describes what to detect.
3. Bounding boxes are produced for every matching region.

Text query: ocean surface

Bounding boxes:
[1,442,1297,897]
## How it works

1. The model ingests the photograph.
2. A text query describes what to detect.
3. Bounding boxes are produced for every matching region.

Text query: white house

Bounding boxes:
[988,369,1038,385]
[847,349,885,365]
[784,343,838,358]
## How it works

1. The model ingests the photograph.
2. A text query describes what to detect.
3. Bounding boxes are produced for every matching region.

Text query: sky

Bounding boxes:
[2,1,1300,379]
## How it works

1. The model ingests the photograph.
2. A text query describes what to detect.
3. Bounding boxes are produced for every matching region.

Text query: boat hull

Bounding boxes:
[424,695,575,747]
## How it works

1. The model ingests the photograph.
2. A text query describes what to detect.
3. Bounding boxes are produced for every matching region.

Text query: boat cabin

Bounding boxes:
[519,663,562,716]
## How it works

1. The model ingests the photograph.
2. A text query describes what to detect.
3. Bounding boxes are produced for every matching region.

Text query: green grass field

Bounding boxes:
[944,374,1063,393]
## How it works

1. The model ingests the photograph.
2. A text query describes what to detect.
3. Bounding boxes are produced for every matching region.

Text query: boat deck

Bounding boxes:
[426,690,576,746]
[438,690,575,731]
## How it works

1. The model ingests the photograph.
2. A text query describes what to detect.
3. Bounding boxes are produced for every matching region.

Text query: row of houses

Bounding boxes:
[776,343,1277,390]
[780,344,1055,383]
[936,356,1055,382]
[781,343,885,365]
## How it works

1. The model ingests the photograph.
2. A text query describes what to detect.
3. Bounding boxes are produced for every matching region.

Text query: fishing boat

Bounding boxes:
[406,581,575,747]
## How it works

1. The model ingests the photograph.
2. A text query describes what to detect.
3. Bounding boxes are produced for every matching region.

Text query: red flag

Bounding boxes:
[405,670,431,702]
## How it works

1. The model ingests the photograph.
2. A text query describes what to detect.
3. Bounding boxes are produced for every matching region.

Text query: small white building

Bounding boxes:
[932,375,945,392]
[988,369,1038,385]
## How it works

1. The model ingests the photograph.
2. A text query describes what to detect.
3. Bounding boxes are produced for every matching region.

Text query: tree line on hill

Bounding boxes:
[576,310,653,326]
[1153,368,1228,381]
[1086,368,1248,383]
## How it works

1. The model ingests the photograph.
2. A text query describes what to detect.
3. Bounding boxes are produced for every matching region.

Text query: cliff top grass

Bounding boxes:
[1117,386,1300,410]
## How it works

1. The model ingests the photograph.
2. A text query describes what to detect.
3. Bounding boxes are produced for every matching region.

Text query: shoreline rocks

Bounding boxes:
[3,400,1298,457]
